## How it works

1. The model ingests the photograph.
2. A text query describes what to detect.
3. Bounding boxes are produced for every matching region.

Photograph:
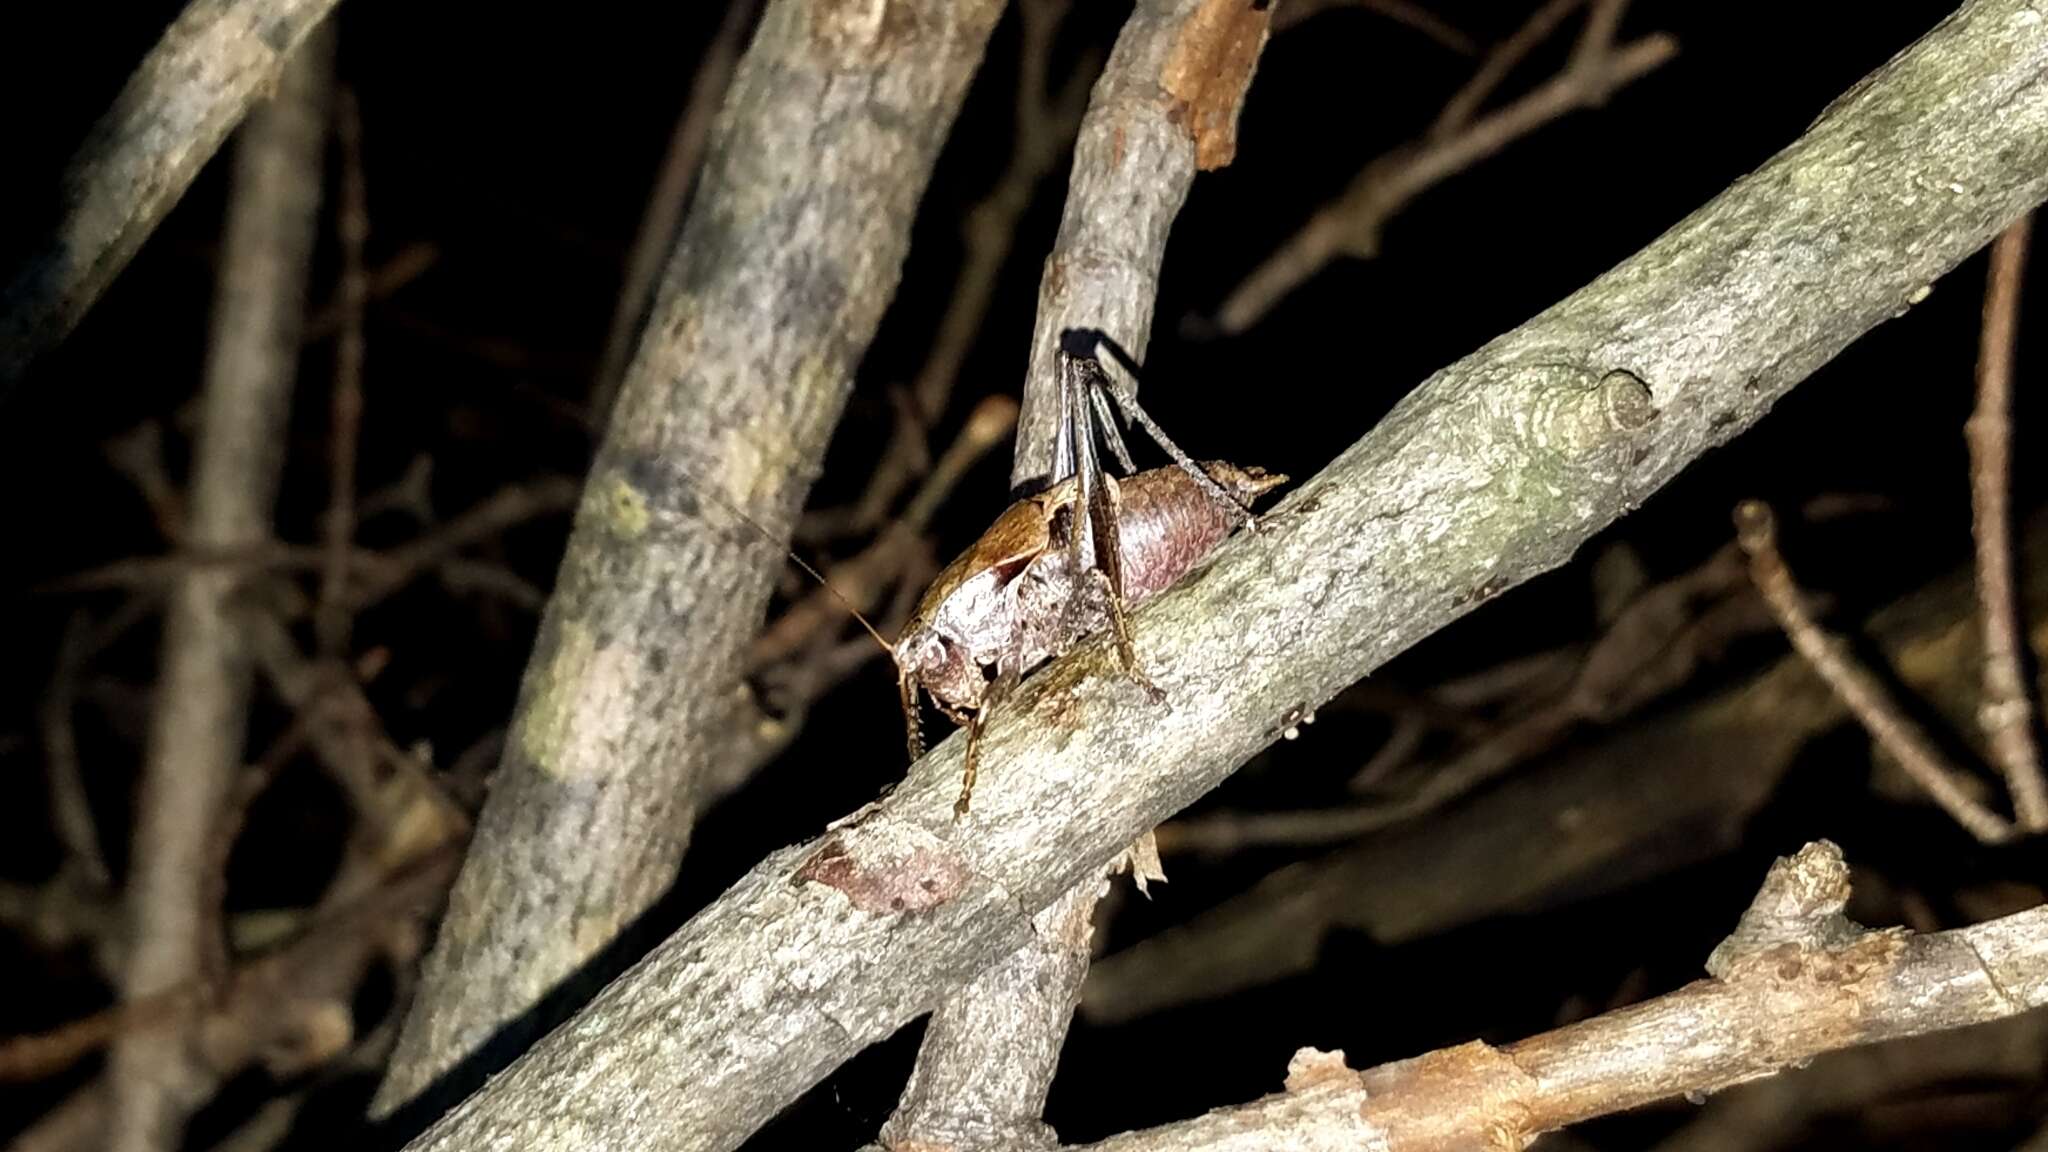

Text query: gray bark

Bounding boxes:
[399,3,2048,1150]
[105,33,332,1152]
[879,883,1101,1152]
[372,0,1008,1116]
[0,0,343,385]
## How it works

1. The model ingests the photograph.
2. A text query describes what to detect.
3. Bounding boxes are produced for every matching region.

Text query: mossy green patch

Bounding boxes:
[609,477,651,540]
[517,620,595,778]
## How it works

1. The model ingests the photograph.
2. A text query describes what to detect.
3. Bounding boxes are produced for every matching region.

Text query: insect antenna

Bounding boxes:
[779,545,897,657]
[672,469,898,659]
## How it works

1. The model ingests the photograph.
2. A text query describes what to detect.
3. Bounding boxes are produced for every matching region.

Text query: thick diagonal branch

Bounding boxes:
[371,0,1007,1117]
[397,5,2048,1151]
[0,0,343,385]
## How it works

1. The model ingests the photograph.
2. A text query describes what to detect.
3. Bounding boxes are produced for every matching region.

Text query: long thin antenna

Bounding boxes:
[679,468,897,657]
[782,546,896,656]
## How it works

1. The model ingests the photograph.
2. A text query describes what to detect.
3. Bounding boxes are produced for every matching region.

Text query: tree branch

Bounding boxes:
[1065,842,2048,1151]
[371,0,1009,1117]
[397,4,2048,1150]
[0,0,343,385]
[1967,214,2048,831]
[105,33,332,1152]
[876,883,1101,1152]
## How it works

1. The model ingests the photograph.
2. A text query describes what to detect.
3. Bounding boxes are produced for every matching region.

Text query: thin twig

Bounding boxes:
[0,849,458,1085]
[1165,544,1763,854]
[317,86,368,656]
[1433,0,1586,137]
[37,478,579,601]
[389,6,2048,1144]
[589,0,760,423]
[1211,0,1673,334]
[344,476,581,608]
[1271,0,1475,55]
[1967,214,2048,830]
[1736,500,2015,844]
[102,423,186,542]
[301,241,439,339]
[41,608,148,891]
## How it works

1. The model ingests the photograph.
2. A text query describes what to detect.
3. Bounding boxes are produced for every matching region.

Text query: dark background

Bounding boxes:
[4,2,2042,1149]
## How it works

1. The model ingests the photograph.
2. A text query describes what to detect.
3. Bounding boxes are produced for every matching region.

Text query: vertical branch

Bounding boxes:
[316,87,369,657]
[371,0,1009,1119]
[875,885,1100,1152]
[1968,215,2048,831]
[0,0,344,386]
[103,29,333,1152]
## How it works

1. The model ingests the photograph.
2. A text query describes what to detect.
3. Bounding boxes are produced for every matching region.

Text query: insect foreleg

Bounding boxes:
[954,664,1020,818]
[899,664,926,763]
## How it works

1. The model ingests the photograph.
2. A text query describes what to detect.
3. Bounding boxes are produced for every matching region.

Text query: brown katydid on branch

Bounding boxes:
[891,330,1285,816]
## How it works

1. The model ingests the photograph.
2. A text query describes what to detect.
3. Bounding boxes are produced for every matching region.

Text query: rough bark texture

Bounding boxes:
[371,0,1007,1117]
[1069,843,2048,1151]
[1011,0,1271,488]
[1086,511,2048,1020]
[397,5,2048,1151]
[104,34,332,1152]
[0,0,343,384]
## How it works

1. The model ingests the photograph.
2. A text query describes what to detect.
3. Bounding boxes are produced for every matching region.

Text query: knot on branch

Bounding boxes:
[1705,841,1897,979]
